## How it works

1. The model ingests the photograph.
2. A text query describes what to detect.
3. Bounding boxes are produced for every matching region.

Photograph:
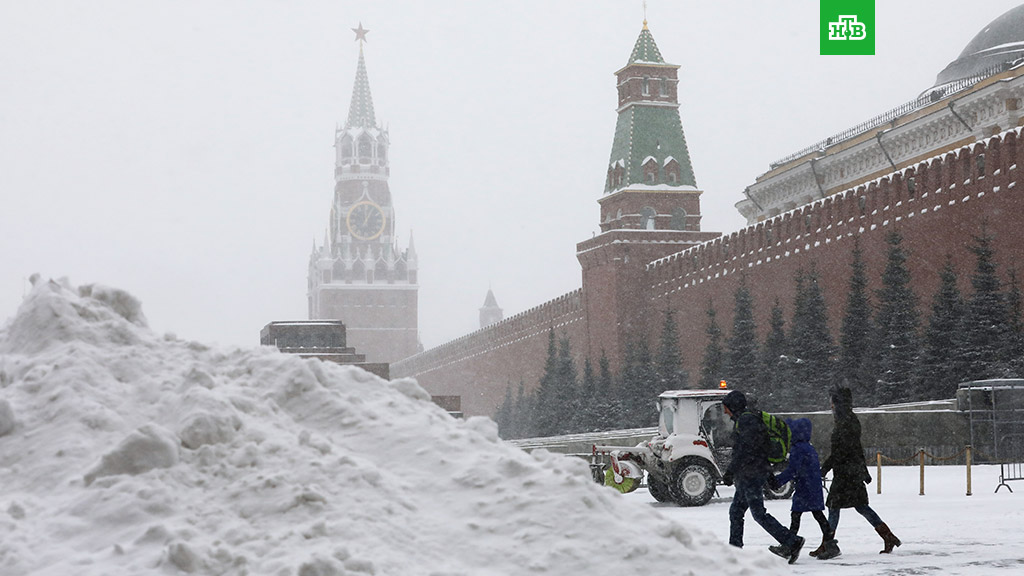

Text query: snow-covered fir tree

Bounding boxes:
[874,231,921,404]
[963,229,1008,379]
[655,308,689,392]
[839,239,877,403]
[699,302,724,389]
[919,256,967,400]
[1004,270,1024,375]
[619,339,657,427]
[759,299,789,411]
[725,275,760,397]
[553,334,579,435]
[788,265,834,410]
[532,329,562,437]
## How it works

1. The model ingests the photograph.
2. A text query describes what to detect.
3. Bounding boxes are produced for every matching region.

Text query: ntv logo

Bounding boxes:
[820,0,875,55]
[828,15,867,41]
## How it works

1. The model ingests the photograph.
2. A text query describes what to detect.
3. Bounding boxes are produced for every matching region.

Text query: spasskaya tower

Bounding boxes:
[307,23,420,364]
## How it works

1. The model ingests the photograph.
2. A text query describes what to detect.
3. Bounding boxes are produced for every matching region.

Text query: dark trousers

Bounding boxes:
[828,505,884,532]
[790,510,833,540]
[728,479,795,548]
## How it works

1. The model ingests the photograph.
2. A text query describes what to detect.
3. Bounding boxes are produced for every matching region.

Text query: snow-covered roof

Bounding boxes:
[658,389,731,400]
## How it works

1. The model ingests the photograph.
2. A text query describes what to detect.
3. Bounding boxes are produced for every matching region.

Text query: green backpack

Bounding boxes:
[761,412,792,464]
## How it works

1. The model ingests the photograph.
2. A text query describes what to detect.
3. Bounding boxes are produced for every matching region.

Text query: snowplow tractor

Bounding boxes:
[593,389,794,507]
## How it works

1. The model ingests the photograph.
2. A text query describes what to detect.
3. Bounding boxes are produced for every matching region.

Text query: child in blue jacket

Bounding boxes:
[771,418,840,560]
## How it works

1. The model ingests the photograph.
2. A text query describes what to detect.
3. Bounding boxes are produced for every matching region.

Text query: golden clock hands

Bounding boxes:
[362,209,371,226]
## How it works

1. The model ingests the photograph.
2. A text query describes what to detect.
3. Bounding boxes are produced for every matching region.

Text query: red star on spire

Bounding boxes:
[352,23,370,44]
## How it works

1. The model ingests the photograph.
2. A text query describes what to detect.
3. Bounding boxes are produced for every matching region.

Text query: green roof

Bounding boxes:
[346,47,377,129]
[606,105,697,192]
[629,23,665,64]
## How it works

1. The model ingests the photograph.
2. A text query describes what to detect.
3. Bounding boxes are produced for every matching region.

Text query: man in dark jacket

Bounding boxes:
[722,390,805,563]
[821,386,901,554]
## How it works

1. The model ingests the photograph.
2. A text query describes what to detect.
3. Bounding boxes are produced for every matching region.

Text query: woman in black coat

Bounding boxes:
[820,386,902,554]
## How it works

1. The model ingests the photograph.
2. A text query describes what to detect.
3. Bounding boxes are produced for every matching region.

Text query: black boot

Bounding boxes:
[787,536,805,564]
[816,539,841,560]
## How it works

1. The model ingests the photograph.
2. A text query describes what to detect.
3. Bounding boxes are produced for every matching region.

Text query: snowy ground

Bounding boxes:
[622,464,1024,575]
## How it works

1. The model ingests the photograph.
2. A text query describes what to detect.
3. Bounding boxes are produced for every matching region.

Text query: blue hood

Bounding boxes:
[787,417,812,443]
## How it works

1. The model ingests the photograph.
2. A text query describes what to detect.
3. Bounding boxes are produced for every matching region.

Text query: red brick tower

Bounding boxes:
[576,20,720,371]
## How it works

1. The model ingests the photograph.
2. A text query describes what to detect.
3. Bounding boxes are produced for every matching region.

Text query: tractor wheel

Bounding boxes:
[672,463,716,507]
[647,473,674,503]
[765,479,795,500]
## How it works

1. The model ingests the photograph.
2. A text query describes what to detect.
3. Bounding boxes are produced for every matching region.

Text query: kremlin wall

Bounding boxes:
[394,130,1024,418]
[392,8,1024,419]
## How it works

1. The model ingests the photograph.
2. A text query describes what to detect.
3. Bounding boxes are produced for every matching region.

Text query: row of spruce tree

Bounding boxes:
[495,228,1024,440]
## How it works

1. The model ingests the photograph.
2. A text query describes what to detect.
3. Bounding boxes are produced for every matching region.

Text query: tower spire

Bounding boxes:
[346,25,377,129]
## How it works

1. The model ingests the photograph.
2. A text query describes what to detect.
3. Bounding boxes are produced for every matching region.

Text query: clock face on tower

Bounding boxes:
[346,201,386,240]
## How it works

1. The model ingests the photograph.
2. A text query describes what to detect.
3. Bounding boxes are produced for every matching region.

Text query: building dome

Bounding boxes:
[934,4,1024,87]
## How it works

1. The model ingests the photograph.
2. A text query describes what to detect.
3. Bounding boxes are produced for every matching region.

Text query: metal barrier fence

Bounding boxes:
[997,461,1024,493]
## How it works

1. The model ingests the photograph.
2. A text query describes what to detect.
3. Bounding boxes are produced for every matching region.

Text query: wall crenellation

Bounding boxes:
[647,127,1024,299]
[393,289,584,377]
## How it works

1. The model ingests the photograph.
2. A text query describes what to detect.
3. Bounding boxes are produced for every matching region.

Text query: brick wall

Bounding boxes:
[392,290,586,418]
[395,129,1024,417]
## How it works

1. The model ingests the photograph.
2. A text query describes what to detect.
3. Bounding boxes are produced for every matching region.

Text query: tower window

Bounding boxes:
[641,206,656,230]
[670,208,687,230]
[660,78,668,97]
[358,134,372,164]
[642,77,650,96]
[643,157,658,184]
[664,159,681,185]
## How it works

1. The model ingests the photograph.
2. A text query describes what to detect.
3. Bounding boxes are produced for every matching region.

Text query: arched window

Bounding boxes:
[332,258,346,283]
[641,206,656,230]
[642,76,650,96]
[377,143,387,162]
[670,208,687,230]
[358,134,372,164]
[340,137,353,163]
[659,78,668,97]
[351,260,365,284]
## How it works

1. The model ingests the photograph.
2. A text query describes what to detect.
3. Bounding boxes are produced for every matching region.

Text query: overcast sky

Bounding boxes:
[2,1,1021,350]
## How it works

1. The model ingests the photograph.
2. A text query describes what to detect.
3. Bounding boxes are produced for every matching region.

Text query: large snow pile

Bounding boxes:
[0,277,783,575]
